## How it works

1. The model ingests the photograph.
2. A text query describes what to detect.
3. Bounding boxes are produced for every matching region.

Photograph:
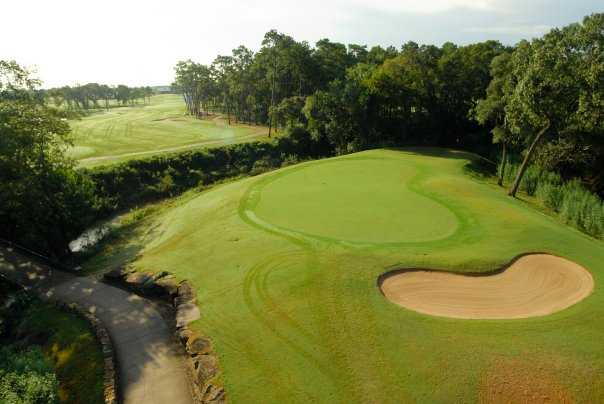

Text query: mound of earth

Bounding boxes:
[379,254,594,319]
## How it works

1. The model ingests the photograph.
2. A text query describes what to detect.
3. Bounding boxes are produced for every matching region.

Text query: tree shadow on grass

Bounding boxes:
[462,157,497,179]
[382,146,481,161]
[77,217,164,277]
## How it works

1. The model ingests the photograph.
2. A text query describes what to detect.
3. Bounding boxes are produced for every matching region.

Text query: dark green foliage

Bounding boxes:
[559,180,604,238]
[521,166,541,196]
[476,14,604,197]
[303,41,507,154]
[0,346,59,404]
[1,61,99,257]
[536,182,565,213]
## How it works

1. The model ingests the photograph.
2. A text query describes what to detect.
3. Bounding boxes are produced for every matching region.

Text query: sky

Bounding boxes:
[1,0,601,88]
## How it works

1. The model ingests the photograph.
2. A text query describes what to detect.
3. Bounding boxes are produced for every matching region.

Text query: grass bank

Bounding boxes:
[84,148,604,403]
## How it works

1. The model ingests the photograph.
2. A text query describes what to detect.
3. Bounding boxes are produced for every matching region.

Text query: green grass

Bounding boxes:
[86,148,604,403]
[68,94,268,168]
[14,300,104,404]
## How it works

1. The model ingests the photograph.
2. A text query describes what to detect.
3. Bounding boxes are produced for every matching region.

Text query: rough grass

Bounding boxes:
[68,94,268,168]
[85,148,604,403]
[16,301,104,404]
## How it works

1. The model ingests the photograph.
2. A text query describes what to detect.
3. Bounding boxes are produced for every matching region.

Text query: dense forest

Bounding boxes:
[1,13,603,258]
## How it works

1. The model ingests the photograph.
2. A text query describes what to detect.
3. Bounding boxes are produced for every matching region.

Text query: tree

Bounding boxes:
[173,60,213,118]
[474,52,516,185]
[0,60,98,257]
[212,55,234,124]
[271,96,306,129]
[503,15,604,197]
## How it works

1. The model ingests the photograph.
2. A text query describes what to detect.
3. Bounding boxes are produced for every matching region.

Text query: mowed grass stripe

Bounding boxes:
[88,148,604,403]
[68,94,268,167]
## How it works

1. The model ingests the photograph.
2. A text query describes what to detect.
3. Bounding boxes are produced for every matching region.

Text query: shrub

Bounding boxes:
[500,163,602,239]
[0,346,59,404]
[558,180,603,238]
[86,134,333,213]
[521,165,541,196]
[536,182,565,212]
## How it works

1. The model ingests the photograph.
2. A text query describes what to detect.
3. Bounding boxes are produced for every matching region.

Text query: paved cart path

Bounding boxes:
[0,247,194,404]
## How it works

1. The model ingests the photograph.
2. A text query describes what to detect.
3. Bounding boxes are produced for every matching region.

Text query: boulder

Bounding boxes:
[103,267,134,281]
[124,272,154,290]
[202,384,226,404]
[155,277,179,297]
[152,271,170,281]
[176,327,193,344]
[186,335,212,355]
[176,302,201,328]
[176,281,196,304]
[193,354,218,383]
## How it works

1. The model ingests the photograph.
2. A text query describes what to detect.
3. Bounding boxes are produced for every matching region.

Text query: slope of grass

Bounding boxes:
[86,148,604,403]
[68,94,268,167]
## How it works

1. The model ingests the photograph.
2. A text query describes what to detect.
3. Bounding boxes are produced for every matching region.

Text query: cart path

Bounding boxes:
[0,247,195,404]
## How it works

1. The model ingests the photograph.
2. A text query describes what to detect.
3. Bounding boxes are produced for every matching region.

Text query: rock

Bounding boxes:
[194,354,218,383]
[103,267,134,281]
[155,277,179,297]
[176,302,201,328]
[176,327,193,344]
[202,384,226,404]
[124,272,154,289]
[176,281,196,304]
[186,335,212,355]
[152,271,170,281]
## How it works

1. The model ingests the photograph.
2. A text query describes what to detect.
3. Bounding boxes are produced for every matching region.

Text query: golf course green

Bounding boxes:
[90,148,604,403]
[68,94,268,167]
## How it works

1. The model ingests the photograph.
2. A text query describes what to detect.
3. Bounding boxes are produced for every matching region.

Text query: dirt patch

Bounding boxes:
[478,357,575,404]
[379,254,594,319]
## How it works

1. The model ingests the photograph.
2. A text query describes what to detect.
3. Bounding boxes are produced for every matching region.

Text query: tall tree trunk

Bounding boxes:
[268,57,277,138]
[227,101,231,125]
[268,113,272,137]
[498,143,507,186]
[508,123,549,197]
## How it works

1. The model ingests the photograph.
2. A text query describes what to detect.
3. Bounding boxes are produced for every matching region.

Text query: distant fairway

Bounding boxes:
[87,149,604,403]
[68,94,268,167]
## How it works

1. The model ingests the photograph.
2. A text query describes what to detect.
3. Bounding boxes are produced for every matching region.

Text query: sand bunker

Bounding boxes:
[379,254,594,319]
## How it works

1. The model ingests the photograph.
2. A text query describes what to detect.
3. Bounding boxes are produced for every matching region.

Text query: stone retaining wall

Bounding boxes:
[104,268,226,404]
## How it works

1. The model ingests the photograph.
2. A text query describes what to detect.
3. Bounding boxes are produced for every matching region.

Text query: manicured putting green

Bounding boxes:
[250,158,459,243]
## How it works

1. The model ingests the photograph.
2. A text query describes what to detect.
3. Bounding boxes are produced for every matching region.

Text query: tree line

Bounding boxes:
[45,83,154,110]
[174,14,603,197]
[173,32,399,132]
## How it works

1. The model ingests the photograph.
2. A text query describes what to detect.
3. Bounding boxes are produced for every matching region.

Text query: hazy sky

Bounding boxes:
[1,0,601,88]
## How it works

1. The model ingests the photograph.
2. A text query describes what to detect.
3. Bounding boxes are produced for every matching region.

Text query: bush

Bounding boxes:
[521,165,541,196]
[0,346,59,404]
[502,163,603,239]
[536,182,565,212]
[86,132,333,213]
